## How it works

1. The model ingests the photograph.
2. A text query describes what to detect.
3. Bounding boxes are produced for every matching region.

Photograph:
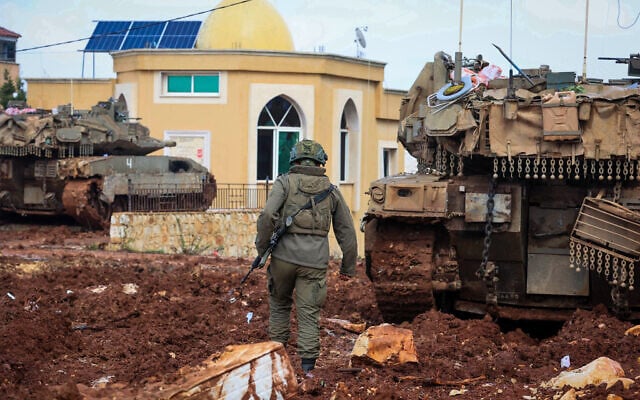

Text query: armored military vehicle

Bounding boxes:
[363,51,640,322]
[0,95,216,229]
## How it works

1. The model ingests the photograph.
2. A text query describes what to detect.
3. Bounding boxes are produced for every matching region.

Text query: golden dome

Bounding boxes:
[196,0,294,51]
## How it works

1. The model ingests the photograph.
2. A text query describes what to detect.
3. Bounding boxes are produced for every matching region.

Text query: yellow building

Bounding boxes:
[26,0,406,255]
[0,26,21,90]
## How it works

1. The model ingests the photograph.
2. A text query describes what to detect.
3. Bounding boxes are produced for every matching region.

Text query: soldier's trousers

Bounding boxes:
[267,257,328,360]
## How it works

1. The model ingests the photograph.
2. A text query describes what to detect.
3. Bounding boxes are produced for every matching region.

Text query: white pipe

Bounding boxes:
[582,0,590,82]
[458,0,464,52]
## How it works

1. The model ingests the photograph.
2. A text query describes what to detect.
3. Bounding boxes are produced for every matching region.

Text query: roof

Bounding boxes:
[0,27,21,39]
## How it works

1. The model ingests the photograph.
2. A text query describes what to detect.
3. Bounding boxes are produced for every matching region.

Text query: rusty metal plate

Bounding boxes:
[24,186,44,205]
[464,193,511,223]
[423,183,448,213]
[384,183,424,212]
[526,253,589,296]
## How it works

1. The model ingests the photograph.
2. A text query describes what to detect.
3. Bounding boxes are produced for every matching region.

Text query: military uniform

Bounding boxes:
[255,140,357,372]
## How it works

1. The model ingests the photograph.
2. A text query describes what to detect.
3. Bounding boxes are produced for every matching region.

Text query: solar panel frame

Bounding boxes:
[121,21,166,50]
[158,21,201,49]
[84,20,202,52]
[85,21,131,52]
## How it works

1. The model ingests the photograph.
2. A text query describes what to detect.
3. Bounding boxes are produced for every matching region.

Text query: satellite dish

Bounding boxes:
[355,27,367,48]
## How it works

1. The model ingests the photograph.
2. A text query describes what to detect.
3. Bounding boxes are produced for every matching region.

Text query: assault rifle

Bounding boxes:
[240,184,336,284]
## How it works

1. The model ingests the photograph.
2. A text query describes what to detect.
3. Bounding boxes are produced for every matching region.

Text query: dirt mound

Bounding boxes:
[0,221,638,399]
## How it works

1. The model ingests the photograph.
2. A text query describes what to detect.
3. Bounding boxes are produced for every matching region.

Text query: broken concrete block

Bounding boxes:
[324,318,367,333]
[624,325,640,336]
[542,356,635,390]
[155,341,297,399]
[350,323,418,366]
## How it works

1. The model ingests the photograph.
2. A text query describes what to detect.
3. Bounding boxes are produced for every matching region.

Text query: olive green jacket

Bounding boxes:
[255,165,358,276]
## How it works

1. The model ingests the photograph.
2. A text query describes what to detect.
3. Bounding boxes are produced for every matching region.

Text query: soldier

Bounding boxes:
[255,139,357,375]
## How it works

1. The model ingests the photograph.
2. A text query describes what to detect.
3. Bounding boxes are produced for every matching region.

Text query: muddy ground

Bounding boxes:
[1,216,639,399]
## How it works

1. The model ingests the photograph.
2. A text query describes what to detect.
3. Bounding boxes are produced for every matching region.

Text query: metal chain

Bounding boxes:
[598,160,605,181]
[449,153,456,177]
[613,181,622,203]
[616,159,622,181]
[575,242,583,271]
[607,160,613,181]
[597,249,603,274]
[612,257,619,285]
[624,160,631,180]
[477,178,497,278]
[569,240,575,268]
[558,158,564,180]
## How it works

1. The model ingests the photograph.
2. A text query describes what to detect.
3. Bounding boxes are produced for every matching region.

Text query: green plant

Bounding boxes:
[175,216,210,255]
[0,69,26,108]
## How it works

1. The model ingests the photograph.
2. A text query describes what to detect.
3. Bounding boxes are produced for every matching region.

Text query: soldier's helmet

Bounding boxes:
[289,139,328,166]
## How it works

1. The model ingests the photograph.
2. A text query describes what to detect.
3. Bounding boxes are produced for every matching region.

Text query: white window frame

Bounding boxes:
[378,140,398,178]
[161,72,220,97]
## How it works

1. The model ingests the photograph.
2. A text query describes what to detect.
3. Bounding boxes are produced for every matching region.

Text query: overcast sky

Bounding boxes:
[3,0,639,90]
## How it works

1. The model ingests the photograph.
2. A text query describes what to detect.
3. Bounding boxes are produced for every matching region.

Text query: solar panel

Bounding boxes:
[84,20,202,52]
[85,21,131,52]
[158,21,201,49]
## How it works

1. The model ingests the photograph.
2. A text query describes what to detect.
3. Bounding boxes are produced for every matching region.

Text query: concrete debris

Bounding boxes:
[542,356,635,390]
[89,285,108,294]
[152,341,297,399]
[77,341,297,399]
[351,323,418,366]
[121,283,138,295]
[624,325,640,336]
[91,375,114,388]
[329,381,351,400]
[558,388,578,400]
[324,317,367,333]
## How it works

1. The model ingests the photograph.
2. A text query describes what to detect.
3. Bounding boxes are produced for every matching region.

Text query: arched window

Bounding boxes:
[339,111,349,181]
[256,96,301,180]
[339,99,358,183]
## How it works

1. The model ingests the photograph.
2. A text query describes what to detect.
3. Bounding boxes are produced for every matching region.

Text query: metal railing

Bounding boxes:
[211,182,271,210]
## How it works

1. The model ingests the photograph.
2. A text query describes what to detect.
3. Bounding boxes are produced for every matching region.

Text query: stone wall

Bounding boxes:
[108,210,348,259]
[108,211,259,258]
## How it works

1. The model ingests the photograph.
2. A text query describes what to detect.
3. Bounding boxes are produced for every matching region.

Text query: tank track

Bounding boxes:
[366,219,435,323]
[62,179,111,229]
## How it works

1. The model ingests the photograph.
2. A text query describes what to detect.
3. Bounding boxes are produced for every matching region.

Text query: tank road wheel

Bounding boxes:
[62,179,112,229]
[365,219,436,323]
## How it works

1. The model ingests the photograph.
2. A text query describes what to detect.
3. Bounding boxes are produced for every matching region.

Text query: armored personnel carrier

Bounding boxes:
[363,51,640,322]
[0,95,216,229]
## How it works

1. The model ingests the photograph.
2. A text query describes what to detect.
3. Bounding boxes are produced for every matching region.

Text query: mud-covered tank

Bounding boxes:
[363,51,640,322]
[0,95,216,229]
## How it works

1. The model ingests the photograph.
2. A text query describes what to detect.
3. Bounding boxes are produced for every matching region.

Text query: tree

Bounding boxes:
[0,69,27,109]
